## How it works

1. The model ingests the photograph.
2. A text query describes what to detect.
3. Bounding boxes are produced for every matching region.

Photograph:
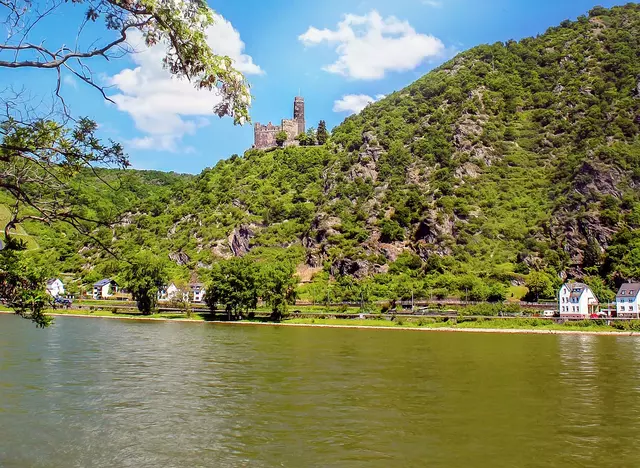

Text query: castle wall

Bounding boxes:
[253,96,306,149]
[282,119,299,142]
[254,122,279,149]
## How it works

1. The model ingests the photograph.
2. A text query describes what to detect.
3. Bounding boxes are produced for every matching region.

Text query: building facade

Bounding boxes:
[616,283,640,318]
[93,279,118,299]
[254,96,305,149]
[190,283,206,303]
[558,282,599,319]
[46,278,65,297]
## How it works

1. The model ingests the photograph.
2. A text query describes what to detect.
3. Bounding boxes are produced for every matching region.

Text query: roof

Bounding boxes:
[568,282,589,299]
[616,283,640,298]
[561,282,597,301]
[93,278,114,287]
[46,278,61,286]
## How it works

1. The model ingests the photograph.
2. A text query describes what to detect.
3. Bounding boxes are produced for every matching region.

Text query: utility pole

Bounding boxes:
[411,289,414,313]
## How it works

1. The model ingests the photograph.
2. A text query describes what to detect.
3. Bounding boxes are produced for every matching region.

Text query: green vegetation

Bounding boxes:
[0,238,51,327]
[205,257,260,318]
[0,203,38,249]
[317,120,329,145]
[276,130,288,147]
[2,5,639,322]
[121,251,169,314]
[0,0,256,326]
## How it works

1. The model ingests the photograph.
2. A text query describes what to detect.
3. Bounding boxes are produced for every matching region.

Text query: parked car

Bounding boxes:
[542,310,556,318]
[54,297,73,308]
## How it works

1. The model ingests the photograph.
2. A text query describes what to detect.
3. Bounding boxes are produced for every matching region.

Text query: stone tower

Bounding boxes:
[293,96,305,135]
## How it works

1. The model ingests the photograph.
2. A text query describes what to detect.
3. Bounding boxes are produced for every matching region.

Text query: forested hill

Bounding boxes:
[14,4,640,301]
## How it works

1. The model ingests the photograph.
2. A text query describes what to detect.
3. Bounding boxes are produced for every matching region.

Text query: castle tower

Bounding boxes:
[293,96,305,136]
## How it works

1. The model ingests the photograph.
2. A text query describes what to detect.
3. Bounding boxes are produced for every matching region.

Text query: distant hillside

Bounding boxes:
[14,4,640,301]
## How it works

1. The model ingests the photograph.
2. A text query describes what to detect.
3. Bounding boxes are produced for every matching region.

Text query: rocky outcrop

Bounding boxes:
[414,215,455,258]
[330,258,373,279]
[302,214,341,267]
[228,225,254,257]
[348,131,384,182]
[302,214,341,248]
[169,251,190,266]
[549,160,627,274]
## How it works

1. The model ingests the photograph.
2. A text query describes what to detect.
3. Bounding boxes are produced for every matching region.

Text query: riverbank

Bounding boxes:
[2,309,639,336]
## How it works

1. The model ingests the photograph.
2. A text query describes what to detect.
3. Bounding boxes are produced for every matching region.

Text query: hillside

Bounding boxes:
[11,4,640,302]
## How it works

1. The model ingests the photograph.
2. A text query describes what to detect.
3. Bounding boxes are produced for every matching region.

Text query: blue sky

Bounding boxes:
[1,0,630,173]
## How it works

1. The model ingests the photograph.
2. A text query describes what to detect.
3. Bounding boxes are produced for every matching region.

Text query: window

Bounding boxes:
[621,306,625,311]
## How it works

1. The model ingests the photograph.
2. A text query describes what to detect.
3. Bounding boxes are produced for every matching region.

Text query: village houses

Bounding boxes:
[615,283,640,319]
[158,282,206,303]
[92,278,118,300]
[558,282,599,319]
[46,278,65,297]
[190,283,206,303]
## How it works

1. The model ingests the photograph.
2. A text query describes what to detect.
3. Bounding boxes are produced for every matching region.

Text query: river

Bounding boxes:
[1,315,640,467]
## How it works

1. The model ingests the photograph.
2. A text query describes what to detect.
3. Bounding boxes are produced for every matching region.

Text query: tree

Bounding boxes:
[379,219,404,242]
[524,271,554,302]
[0,238,52,327]
[1,0,251,325]
[305,127,317,146]
[487,284,507,303]
[275,130,288,147]
[583,276,615,304]
[205,257,258,319]
[317,120,329,145]
[259,263,298,321]
[121,251,168,314]
[167,281,193,317]
[1,1,251,233]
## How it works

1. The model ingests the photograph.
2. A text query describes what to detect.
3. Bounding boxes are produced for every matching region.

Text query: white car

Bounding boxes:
[543,310,556,318]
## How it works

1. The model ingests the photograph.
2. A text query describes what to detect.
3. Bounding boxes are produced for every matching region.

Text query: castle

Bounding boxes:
[254,96,305,149]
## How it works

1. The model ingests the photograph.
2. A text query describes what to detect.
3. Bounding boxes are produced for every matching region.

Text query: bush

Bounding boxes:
[611,320,640,332]
[379,219,404,242]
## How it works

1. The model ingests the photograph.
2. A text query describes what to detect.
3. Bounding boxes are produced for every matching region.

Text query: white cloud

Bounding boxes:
[333,94,383,114]
[63,75,78,88]
[108,14,262,152]
[299,10,444,80]
[423,0,443,7]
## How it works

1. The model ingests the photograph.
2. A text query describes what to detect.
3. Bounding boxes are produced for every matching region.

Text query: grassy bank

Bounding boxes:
[3,309,637,334]
[284,317,622,332]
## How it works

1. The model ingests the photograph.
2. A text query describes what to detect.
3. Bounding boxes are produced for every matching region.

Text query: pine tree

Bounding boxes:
[317,120,329,145]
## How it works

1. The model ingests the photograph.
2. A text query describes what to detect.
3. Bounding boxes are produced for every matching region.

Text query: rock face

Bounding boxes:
[549,161,627,274]
[348,131,385,182]
[228,225,254,257]
[302,214,341,266]
[330,258,372,279]
[169,251,190,266]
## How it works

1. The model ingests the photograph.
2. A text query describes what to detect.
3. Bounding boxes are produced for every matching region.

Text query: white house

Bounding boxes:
[93,278,118,299]
[159,283,189,302]
[616,283,640,319]
[190,283,206,303]
[558,282,599,319]
[46,278,65,297]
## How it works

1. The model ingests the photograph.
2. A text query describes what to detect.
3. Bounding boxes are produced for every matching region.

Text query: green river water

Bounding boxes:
[1,314,640,467]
